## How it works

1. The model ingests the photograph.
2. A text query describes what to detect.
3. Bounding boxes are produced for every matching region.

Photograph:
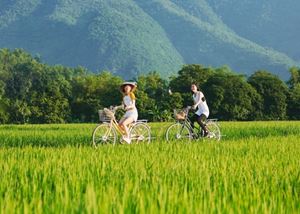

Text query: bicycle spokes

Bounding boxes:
[165,123,192,143]
[92,124,117,146]
[130,123,151,144]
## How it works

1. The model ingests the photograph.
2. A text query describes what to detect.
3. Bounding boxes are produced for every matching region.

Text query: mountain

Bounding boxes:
[0,0,299,79]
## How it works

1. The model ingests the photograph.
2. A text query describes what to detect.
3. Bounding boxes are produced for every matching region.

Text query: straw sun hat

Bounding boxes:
[120,82,137,93]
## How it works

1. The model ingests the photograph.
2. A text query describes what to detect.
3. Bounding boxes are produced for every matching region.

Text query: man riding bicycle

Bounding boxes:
[190,83,209,137]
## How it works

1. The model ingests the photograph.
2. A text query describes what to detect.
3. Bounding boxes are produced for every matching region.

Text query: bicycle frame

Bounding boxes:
[177,107,202,136]
[167,106,221,142]
[104,113,145,137]
[105,118,126,136]
[179,118,201,136]
[93,107,152,146]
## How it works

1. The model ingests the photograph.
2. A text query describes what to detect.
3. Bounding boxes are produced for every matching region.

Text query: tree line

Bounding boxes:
[0,49,299,124]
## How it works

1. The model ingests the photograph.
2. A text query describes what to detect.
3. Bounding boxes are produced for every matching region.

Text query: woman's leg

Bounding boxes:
[118,117,126,132]
[119,116,134,138]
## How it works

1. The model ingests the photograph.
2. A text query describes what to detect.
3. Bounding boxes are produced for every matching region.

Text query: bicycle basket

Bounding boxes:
[174,109,187,120]
[98,108,115,122]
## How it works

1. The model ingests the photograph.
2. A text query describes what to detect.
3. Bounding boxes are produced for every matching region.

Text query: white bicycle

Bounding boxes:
[165,106,221,142]
[92,106,151,147]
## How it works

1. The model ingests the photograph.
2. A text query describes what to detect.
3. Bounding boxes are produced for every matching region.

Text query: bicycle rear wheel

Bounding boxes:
[92,123,117,147]
[130,123,151,144]
[165,123,192,143]
[206,121,221,141]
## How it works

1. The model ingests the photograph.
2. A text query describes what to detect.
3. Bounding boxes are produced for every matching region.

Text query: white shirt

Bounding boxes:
[123,95,138,121]
[193,91,209,117]
[123,95,136,111]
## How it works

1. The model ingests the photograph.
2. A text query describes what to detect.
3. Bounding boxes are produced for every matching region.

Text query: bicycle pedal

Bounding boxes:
[137,135,145,141]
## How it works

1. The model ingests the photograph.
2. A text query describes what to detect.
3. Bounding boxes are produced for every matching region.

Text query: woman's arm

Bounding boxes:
[193,92,202,109]
[114,105,124,110]
[125,100,136,111]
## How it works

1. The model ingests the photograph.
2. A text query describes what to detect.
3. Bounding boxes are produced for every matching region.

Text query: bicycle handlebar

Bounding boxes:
[184,106,192,114]
[107,105,123,112]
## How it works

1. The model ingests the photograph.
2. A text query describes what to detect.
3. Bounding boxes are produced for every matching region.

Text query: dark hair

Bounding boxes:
[191,83,198,88]
[190,83,199,94]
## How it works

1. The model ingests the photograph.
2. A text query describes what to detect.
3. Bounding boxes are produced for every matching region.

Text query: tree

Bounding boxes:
[169,64,215,107]
[248,71,288,120]
[203,72,262,120]
[136,72,170,121]
[287,67,300,119]
[169,64,214,92]
[0,49,79,123]
[287,67,300,89]
[0,48,297,123]
[70,71,123,122]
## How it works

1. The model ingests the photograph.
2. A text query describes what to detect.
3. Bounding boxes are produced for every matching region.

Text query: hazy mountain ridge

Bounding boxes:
[136,0,298,72]
[206,0,300,61]
[0,0,299,78]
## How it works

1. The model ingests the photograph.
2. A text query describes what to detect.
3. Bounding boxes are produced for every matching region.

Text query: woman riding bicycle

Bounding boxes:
[119,82,138,144]
[190,83,209,137]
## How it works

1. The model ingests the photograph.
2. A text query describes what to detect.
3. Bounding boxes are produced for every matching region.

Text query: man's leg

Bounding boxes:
[197,114,208,136]
[189,114,197,130]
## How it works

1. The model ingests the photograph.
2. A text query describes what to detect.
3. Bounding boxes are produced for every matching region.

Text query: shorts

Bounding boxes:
[124,110,138,122]
[195,110,209,118]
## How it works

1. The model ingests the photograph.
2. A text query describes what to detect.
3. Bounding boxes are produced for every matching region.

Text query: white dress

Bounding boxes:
[123,95,138,121]
[193,91,209,117]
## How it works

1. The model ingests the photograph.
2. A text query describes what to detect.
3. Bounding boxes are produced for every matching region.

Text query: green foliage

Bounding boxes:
[203,72,263,120]
[287,67,300,120]
[136,72,176,121]
[71,71,123,122]
[87,1,183,77]
[169,65,264,120]
[287,85,300,120]
[0,0,41,29]
[0,49,298,123]
[248,71,289,120]
[1,0,184,78]
[1,0,299,79]
[287,67,300,89]
[169,64,215,106]
[0,49,74,123]
[169,64,215,93]
[135,0,300,78]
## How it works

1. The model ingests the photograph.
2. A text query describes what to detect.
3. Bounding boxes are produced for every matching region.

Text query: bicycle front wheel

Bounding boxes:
[130,123,151,144]
[92,123,117,147]
[165,123,192,143]
[206,121,221,141]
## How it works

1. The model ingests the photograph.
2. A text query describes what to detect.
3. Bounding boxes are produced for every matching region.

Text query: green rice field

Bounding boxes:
[0,122,299,213]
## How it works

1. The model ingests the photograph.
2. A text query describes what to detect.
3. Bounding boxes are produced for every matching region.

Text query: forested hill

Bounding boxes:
[0,0,299,79]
